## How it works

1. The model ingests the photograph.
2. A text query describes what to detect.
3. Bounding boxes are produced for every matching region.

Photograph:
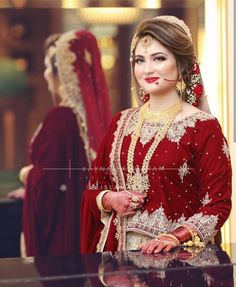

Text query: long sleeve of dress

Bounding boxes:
[184,118,232,243]
[23,107,88,256]
[80,112,121,253]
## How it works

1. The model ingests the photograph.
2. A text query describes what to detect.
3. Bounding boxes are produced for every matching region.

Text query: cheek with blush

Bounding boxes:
[134,65,143,87]
[158,61,179,82]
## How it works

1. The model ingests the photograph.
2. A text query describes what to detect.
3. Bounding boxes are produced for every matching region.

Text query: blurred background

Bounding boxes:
[0,0,235,256]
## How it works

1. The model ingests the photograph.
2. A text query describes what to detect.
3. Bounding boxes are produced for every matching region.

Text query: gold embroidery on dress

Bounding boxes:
[178,161,190,183]
[201,192,212,206]
[185,212,218,243]
[56,30,94,164]
[222,139,230,160]
[126,111,215,145]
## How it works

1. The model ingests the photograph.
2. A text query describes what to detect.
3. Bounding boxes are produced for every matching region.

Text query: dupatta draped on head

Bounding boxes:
[55,30,112,165]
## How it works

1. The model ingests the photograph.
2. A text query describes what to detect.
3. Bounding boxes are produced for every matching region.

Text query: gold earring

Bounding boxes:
[138,87,145,100]
[138,87,149,103]
[176,79,186,99]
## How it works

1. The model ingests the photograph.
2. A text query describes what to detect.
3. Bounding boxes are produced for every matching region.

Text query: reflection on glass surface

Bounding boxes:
[0,244,234,286]
[97,245,234,287]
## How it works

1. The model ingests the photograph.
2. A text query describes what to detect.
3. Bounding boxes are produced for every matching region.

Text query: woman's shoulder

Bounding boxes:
[111,107,138,123]
[174,102,216,124]
[45,106,76,122]
[116,107,139,119]
[41,106,78,134]
[175,102,212,120]
[101,107,139,137]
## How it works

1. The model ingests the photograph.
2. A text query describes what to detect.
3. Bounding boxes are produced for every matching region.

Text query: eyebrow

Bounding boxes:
[134,52,168,58]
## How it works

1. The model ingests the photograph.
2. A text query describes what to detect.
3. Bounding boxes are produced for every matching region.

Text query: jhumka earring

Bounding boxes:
[176,78,186,100]
[139,87,149,103]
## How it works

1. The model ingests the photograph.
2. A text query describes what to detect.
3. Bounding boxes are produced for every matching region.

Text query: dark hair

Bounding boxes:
[44,33,61,75]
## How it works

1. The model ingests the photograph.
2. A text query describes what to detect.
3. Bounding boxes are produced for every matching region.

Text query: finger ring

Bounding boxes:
[132,195,140,203]
[130,202,138,209]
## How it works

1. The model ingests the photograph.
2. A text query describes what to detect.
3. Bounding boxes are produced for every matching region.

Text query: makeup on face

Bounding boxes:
[134,38,179,96]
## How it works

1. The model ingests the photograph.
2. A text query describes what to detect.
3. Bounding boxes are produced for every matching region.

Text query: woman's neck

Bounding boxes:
[149,92,180,113]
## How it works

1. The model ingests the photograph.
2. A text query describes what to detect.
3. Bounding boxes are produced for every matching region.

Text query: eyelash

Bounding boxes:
[154,56,166,62]
[134,56,167,64]
[134,58,144,64]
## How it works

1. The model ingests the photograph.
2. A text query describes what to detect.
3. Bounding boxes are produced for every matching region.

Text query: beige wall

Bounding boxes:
[227,0,235,243]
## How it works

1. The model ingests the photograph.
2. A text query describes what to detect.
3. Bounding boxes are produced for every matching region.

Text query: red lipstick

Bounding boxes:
[145,77,160,83]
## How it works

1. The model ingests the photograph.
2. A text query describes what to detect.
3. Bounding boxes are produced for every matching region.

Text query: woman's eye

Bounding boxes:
[134,58,144,64]
[154,56,166,62]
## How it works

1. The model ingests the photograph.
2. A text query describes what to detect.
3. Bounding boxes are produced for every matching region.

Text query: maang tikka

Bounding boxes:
[141,35,153,52]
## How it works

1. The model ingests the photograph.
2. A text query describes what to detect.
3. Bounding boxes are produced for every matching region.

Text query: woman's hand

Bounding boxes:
[7,187,25,199]
[139,234,180,254]
[103,190,146,217]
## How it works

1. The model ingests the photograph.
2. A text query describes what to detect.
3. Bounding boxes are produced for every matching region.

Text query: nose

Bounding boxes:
[44,69,48,81]
[143,60,155,75]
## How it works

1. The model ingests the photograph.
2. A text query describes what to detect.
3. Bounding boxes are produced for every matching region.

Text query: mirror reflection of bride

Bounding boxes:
[97,245,233,287]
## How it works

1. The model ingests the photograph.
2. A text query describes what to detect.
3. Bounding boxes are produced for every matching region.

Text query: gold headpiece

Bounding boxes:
[130,15,192,61]
[141,35,153,51]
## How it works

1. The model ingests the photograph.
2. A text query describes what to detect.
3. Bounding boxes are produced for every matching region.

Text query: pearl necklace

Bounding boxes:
[127,100,182,194]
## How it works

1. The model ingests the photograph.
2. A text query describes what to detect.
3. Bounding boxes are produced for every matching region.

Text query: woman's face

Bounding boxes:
[44,48,57,95]
[134,37,179,97]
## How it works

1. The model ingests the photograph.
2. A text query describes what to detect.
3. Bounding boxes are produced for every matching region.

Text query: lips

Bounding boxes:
[145,77,160,83]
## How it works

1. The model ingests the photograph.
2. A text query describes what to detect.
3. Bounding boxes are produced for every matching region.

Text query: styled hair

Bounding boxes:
[130,17,196,105]
[44,33,61,75]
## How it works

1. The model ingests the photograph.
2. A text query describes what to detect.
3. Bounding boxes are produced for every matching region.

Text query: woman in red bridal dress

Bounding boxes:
[81,16,232,253]
[8,30,111,256]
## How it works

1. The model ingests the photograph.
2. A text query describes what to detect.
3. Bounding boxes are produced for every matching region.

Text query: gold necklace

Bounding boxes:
[143,102,181,122]
[127,100,181,194]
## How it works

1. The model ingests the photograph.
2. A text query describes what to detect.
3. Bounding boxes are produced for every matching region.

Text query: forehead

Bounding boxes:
[134,37,173,56]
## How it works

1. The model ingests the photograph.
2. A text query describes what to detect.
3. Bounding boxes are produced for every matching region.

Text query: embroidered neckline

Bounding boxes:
[172,111,213,124]
[126,109,215,145]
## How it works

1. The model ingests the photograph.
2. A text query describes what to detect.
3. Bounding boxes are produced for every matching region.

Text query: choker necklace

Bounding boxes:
[127,100,181,194]
[143,102,181,122]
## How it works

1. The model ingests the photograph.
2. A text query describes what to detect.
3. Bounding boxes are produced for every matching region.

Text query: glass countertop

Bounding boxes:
[0,243,235,286]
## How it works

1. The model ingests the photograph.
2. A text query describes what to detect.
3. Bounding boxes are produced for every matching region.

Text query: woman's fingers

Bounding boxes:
[162,242,175,253]
[140,238,177,254]
[153,241,166,253]
[7,187,25,199]
[141,239,159,253]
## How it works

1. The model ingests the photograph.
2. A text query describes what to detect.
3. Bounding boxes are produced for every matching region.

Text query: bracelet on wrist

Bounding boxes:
[96,190,112,212]
[171,225,205,248]
[170,225,194,243]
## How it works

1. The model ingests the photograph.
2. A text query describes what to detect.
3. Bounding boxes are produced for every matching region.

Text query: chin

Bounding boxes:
[145,89,160,95]
[48,87,53,94]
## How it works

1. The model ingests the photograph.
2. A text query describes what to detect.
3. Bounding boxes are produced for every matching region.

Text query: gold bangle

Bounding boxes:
[182,224,196,239]
[96,190,112,212]
[19,165,33,184]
